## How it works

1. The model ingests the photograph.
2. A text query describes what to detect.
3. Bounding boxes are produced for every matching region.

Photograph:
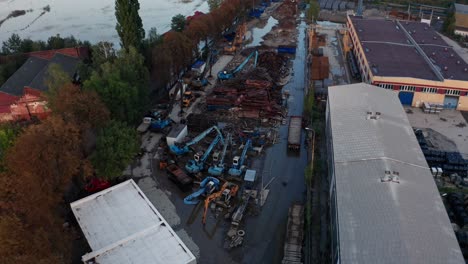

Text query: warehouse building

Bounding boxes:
[326,83,464,264]
[70,180,196,264]
[454,3,468,37]
[346,15,468,110]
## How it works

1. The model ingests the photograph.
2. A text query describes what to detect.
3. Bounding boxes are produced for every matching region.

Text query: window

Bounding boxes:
[422,87,437,93]
[378,83,394,90]
[446,89,461,96]
[400,85,416,92]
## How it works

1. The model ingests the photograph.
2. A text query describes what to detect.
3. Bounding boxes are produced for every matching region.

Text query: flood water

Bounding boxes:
[0,0,209,45]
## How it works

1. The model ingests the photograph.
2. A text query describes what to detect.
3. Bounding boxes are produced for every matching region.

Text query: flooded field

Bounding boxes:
[0,0,208,45]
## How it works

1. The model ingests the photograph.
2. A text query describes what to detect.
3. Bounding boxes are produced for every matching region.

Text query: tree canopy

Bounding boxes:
[91,120,139,180]
[84,46,149,124]
[171,14,186,32]
[115,0,145,50]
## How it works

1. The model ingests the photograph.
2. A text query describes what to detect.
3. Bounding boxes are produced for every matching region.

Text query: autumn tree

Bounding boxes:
[84,46,149,124]
[115,0,145,50]
[48,84,110,131]
[91,120,139,180]
[162,31,194,76]
[171,14,186,32]
[0,116,83,263]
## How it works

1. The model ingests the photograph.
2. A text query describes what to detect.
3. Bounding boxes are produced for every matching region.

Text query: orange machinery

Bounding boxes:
[202,182,239,224]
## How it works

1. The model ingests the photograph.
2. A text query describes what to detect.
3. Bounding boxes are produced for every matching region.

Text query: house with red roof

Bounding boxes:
[0,47,88,122]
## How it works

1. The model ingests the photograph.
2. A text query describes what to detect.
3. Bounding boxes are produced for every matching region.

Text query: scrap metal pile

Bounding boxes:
[202,50,290,123]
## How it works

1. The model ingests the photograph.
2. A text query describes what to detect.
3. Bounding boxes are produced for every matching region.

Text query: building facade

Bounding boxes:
[346,15,468,110]
[455,3,468,37]
[326,83,464,264]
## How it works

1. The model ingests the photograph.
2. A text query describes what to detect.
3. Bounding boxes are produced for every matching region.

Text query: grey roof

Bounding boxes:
[328,83,464,264]
[350,16,468,81]
[0,53,79,95]
[70,180,196,264]
[0,57,48,96]
[455,3,468,15]
[29,53,79,92]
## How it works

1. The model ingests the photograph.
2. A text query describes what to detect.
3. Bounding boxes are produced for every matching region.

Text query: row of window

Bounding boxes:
[376,84,465,95]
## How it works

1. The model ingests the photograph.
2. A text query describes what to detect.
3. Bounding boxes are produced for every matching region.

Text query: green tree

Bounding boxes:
[47,34,65,49]
[115,0,145,50]
[91,120,139,180]
[0,125,20,171]
[171,14,186,32]
[307,0,320,23]
[91,41,117,68]
[44,64,70,100]
[208,0,223,11]
[1,34,22,54]
[84,46,149,124]
[443,11,456,36]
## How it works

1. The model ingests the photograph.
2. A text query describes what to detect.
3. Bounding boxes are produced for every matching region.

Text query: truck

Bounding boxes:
[287,116,302,150]
[166,164,193,190]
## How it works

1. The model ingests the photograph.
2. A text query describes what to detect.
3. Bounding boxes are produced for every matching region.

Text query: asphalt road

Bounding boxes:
[239,20,309,264]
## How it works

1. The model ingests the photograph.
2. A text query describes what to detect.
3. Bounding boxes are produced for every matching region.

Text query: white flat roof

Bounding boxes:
[70,180,196,264]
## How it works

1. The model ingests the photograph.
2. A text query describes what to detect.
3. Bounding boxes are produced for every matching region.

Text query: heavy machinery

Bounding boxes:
[184,177,220,205]
[185,133,225,174]
[218,50,258,81]
[137,116,173,133]
[228,139,252,177]
[224,23,246,54]
[202,182,239,225]
[208,133,231,176]
[170,125,223,155]
[182,91,194,108]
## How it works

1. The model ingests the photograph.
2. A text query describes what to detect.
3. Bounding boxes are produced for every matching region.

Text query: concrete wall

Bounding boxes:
[412,92,444,107]
[457,96,468,111]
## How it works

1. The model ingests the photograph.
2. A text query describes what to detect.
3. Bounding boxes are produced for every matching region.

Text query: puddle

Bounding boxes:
[246,16,278,47]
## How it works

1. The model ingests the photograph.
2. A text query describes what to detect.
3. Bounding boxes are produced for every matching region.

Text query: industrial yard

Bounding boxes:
[123,1,313,263]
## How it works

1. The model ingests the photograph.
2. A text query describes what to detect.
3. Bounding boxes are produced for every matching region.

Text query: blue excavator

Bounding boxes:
[170,125,223,156]
[185,133,225,174]
[217,50,258,81]
[184,176,220,205]
[208,133,231,176]
[228,139,252,177]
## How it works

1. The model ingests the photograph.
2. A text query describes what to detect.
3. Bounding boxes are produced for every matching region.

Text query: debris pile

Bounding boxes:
[274,0,297,21]
[206,82,284,119]
[256,52,289,82]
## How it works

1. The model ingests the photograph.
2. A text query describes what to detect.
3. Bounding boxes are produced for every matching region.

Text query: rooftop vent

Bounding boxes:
[422,40,425,43]
[450,53,454,57]
[433,36,437,40]
[444,66,448,71]
[444,47,448,52]
[413,30,416,34]
[465,68,468,72]
[366,111,381,120]
[457,60,461,64]
[432,52,436,56]
[381,171,400,183]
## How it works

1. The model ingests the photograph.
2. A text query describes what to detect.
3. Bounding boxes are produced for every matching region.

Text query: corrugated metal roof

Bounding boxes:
[455,3,468,15]
[328,83,464,264]
[70,180,196,264]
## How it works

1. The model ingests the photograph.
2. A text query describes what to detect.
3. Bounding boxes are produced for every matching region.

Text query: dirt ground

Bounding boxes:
[406,107,468,158]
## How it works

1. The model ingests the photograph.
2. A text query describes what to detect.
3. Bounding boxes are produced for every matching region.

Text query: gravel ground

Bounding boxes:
[406,107,468,157]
